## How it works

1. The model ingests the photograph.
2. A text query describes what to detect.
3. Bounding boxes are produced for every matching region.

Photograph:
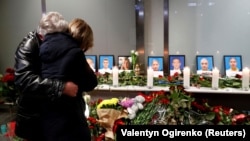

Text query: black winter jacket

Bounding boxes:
[14,31,66,111]
[14,31,66,140]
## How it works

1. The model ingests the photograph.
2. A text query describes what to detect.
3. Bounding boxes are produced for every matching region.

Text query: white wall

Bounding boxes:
[144,0,164,67]
[1,0,250,76]
[0,1,41,73]
[0,0,136,73]
[169,0,250,75]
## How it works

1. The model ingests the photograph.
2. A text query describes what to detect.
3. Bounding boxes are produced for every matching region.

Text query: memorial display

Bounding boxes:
[86,85,250,141]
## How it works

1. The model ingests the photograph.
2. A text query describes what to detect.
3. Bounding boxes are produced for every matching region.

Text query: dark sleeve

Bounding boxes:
[62,49,98,92]
[81,53,98,92]
[14,31,65,100]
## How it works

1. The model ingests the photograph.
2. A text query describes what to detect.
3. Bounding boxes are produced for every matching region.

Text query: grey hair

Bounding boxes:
[38,11,68,36]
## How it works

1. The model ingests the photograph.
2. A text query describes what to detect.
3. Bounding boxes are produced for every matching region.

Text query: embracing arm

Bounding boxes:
[14,31,77,100]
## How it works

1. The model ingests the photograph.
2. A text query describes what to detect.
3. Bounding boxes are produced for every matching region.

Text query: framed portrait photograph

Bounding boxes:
[169,55,185,76]
[98,55,114,74]
[148,56,164,71]
[85,55,97,72]
[223,55,242,77]
[118,55,132,70]
[148,56,164,77]
[196,55,214,74]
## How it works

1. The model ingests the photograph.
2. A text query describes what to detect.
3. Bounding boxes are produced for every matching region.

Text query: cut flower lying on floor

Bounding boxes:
[86,85,250,141]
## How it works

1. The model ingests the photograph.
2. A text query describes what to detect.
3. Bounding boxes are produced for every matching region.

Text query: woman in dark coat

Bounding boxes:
[39,17,97,140]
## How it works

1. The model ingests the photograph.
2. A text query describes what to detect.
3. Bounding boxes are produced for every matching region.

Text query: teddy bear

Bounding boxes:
[123,95,145,119]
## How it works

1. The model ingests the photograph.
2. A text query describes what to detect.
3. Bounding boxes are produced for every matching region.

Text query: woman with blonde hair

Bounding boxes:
[39,16,97,141]
[69,18,94,52]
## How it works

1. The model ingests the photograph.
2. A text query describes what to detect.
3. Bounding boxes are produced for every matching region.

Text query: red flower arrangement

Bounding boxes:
[191,99,250,125]
[0,68,18,103]
[87,98,104,140]
[87,85,250,140]
[2,68,15,83]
